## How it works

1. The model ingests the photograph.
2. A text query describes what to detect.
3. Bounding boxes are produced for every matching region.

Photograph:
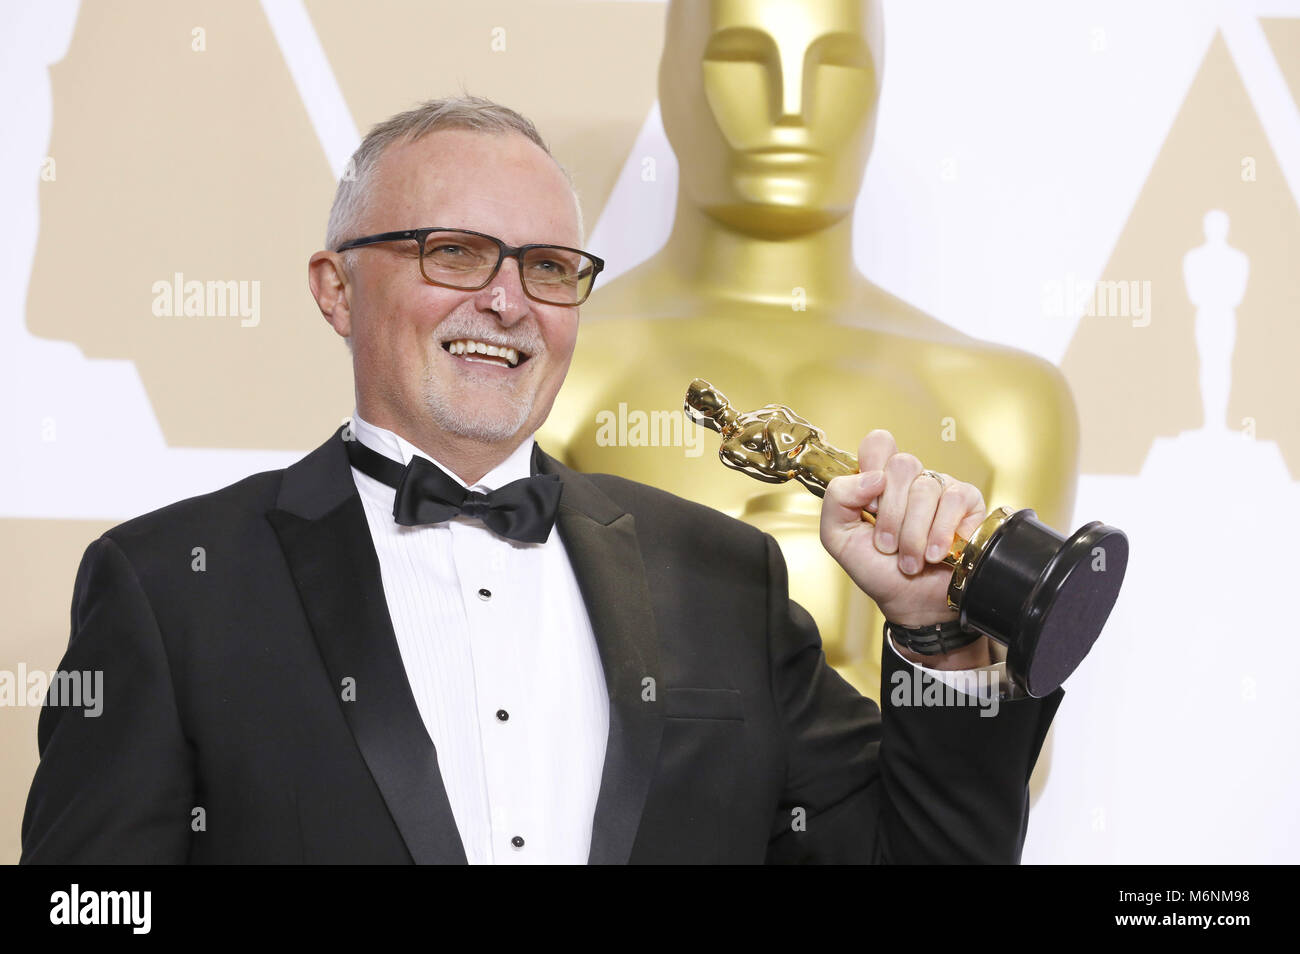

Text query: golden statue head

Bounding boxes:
[685,378,736,432]
[660,0,884,238]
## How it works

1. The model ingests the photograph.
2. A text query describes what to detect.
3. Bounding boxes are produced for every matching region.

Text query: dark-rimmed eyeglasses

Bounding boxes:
[334,227,605,307]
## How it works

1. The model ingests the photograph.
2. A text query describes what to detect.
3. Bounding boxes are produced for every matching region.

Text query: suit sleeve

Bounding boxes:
[21,536,196,863]
[761,533,1063,864]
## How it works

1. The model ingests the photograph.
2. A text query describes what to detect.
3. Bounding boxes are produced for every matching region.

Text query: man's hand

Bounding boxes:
[819,429,991,668]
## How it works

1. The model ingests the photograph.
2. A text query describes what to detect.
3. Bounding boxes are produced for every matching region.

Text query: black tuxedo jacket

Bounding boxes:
[22,428,1062,864]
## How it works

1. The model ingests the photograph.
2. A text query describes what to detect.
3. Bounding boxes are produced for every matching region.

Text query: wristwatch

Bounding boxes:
[884,618,982,656]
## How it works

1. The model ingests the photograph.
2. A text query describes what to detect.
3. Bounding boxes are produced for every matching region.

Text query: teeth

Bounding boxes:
[446,338,523,367]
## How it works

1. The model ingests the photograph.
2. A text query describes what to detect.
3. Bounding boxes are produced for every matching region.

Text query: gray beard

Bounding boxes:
[419,360,534,443]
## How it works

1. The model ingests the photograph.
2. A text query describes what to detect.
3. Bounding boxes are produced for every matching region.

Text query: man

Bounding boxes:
[22,97,1060,864]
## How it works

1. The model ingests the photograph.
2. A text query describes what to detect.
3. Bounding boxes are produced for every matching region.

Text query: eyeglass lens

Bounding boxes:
[419,231,596,304]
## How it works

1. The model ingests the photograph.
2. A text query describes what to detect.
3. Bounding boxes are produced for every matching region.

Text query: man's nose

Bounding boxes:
[475,256,531,325]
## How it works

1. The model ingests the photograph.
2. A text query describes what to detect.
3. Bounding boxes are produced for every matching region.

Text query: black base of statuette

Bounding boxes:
[959,509,1129,698]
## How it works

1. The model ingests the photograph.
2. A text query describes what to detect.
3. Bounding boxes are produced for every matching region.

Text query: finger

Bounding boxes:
[954,482,988,541]
[822,471,886,531]
[857,430,898,515]
[898,472,944,574]
[927,480,984,563]
[873,451,923,554]
[857,429,897,476]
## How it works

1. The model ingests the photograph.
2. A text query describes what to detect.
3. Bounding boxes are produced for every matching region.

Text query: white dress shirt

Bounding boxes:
[349,412,609,864]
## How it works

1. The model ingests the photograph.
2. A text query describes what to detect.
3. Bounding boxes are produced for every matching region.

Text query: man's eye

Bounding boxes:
[425,243,489,269]
[527,259,575,282]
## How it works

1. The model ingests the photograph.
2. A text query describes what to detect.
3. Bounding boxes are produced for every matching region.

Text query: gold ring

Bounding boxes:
[919,469,948,490]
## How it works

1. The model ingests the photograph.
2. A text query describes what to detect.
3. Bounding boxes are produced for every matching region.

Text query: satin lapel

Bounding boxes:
[533,446,665,865]
[268,429,467,864]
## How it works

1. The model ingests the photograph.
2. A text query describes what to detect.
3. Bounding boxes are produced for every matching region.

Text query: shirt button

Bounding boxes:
[477,587,492,600]
[511,835,525,849]
[496,709,509,722]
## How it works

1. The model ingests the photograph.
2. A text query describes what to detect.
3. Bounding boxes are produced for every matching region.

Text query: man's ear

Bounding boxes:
[309,251,352,341]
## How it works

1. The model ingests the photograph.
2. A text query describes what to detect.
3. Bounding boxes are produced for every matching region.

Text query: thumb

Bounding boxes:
[822,471,884,531]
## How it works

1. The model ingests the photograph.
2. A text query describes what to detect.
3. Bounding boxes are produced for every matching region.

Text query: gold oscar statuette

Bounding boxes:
[686,379,1129,697]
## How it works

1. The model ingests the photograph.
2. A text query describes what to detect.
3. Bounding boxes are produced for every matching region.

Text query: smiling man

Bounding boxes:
[311,121,591,483]
[22,97,1063,865]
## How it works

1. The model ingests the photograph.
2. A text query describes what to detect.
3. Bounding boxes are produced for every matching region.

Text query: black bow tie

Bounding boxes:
[344,431,562,544]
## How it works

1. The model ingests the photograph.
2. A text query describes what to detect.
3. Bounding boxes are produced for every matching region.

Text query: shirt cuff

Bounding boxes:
[886,633,1023,701]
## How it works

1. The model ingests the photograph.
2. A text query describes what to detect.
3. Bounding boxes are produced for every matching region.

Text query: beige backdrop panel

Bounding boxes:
[27,0,352,450]
[1061,31,1300,477]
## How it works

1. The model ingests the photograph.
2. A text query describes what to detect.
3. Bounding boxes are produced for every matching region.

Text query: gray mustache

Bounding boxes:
[437,324,544,356]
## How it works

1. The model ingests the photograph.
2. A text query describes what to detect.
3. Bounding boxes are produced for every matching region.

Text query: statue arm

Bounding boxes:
[964,354,1079,533]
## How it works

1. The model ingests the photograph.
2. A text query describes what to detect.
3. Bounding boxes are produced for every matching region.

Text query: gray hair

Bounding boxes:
[325,95,584,256]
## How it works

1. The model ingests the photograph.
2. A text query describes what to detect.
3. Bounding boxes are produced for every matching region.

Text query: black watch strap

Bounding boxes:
[884,618,981,656]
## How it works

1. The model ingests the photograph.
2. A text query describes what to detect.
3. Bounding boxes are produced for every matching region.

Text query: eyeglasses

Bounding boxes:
[334,227,605,307]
